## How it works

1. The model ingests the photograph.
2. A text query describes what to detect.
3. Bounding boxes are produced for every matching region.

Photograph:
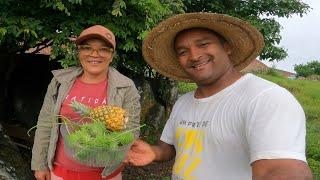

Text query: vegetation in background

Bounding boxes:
[177,81,196,94]
[178,73,320,177]
[0,0,311,108]
[0,0,310,65]
[294,60,320,77]
[0,1,317,177]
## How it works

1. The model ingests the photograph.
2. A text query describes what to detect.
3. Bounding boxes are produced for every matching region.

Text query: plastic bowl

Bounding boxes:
[60,123,133,167]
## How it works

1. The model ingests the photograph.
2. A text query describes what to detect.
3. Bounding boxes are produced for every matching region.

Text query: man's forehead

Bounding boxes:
[176,28,216,37]
[174,28,226,49]
[174,29,220,45]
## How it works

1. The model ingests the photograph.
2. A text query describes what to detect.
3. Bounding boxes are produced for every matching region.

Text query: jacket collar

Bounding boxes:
[51,66,132,87]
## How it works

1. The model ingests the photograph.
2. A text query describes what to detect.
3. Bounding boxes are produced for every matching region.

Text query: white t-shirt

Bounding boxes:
[160,73,306,180]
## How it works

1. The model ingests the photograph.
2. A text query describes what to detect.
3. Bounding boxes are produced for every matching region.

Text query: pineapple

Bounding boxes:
[69,101,128,131]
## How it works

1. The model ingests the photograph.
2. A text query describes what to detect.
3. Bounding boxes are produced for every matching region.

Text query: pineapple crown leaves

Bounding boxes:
[69,100,91,117]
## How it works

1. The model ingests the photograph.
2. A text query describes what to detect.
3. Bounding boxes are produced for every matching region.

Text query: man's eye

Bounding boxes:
[199,42,209,47]
[177,51,186,57]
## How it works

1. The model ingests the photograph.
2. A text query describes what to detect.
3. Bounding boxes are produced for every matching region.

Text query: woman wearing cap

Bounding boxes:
[31,25,140,180]
[126,13,312,179]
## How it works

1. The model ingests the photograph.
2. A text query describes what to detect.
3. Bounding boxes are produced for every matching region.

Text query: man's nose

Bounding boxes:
[189,47,202,61]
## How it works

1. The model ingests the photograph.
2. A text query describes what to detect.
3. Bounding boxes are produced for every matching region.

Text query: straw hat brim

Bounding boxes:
[142,12,265,82]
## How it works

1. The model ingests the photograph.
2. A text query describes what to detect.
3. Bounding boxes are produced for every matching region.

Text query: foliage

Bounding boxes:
[294,60,320,77]
[177,81,196,94]
[1,0,310,69]
[0,0,184,72]
[265,65,283,77]
[0,0,313,137]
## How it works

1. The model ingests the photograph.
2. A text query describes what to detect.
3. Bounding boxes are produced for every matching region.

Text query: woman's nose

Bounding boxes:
[89,49,100,56]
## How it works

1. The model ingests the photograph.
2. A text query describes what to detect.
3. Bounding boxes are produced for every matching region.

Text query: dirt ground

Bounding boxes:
[20,145,173,180]
[122,160,174,180]
[12,133,174,180]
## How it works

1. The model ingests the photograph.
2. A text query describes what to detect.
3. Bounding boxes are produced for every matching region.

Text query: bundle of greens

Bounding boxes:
[63,120,136,167]
[27,101,142,167]
[61,101,141,167]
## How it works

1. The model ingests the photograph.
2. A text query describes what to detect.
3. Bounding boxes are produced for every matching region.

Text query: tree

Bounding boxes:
[294,61,320,77]
[1,0,310,69]
[0,0,311,111]
[0,0,184,70]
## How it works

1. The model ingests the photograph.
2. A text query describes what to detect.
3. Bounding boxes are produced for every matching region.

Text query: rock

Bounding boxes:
[138,79,166,141]
[134,78,178,142]
[0,123,34,180]
[6,54,60,129]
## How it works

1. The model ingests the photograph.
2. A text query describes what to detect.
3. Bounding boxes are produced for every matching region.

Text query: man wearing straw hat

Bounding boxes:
[126,13,312,179]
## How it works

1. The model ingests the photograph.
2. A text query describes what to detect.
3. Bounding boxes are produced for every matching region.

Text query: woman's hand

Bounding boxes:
[34,170,51,180]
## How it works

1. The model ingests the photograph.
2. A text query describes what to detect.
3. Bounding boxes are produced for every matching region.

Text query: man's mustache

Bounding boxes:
[187,55,215,67]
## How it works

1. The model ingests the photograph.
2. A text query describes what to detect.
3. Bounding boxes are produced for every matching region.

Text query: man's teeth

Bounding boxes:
[193,61,208,68]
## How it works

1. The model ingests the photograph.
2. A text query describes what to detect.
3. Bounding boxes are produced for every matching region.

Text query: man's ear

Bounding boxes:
[223,43,232,55]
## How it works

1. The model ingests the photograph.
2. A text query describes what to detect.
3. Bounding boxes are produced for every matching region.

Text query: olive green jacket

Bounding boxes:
[31,66,141,173]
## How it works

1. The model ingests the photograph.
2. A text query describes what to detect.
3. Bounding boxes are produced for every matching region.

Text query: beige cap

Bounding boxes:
[75,25,116,49]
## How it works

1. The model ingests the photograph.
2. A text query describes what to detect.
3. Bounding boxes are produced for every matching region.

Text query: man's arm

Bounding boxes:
[151,140,176,162]
[252,159,312,180]
[126,139,175,166]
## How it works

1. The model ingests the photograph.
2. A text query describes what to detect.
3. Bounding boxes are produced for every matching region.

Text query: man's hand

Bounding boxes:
[34,170,51,180]
[125,139,156,166]
[125,139,176,166]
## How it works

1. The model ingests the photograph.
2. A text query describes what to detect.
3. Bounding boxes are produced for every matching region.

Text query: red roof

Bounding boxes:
[241,59,269,73]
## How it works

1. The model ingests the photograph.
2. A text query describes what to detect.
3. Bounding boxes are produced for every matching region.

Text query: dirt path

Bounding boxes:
[123,160,174,180]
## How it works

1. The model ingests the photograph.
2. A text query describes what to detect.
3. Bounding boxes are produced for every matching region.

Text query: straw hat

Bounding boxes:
[142,12,265,82]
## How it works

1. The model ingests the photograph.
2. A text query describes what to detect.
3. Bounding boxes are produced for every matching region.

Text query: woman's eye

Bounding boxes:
[100,47,113,52]
[83,46,92,50]
[78,45,92,50]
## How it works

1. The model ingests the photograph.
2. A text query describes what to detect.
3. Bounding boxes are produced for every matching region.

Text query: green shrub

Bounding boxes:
[178,82,197,94]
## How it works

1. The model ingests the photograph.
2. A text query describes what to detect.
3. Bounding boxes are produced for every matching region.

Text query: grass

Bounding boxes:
[177,81,197,94]
[178,72,320,177]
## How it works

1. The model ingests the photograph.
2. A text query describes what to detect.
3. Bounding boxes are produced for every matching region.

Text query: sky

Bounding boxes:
[262,0,320,73]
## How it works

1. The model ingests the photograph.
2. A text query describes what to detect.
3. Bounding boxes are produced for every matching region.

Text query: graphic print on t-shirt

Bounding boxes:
[65,94,107,106]
[59,78,108,120]
[173,116,210,180]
